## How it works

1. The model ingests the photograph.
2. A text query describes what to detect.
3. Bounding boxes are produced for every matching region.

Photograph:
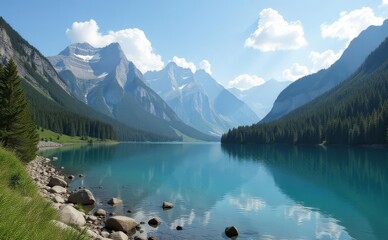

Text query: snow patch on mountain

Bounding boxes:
[74,54,96,62]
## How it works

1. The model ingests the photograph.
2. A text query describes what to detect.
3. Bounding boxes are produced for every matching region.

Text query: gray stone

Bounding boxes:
[86,215,98,221]
[58,205,86,228]
[53,196,65,203]
[225,226,239,238]
[105,216,137,233]
[85,229,99,238]
[110,231,128,240]
[134,236,147,240]
[95,208,106,216]
[68,189,95,205]
[108,197,123,205]
[148,218,161,226]
[51,220,73,231]
[101,231,110,238]
[49,185,67,194]
[162,201,173,209]
[48,176,67,188]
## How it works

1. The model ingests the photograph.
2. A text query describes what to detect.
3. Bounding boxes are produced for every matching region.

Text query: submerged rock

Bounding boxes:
[148,217,161,227]
[162,201,173,209]
[108,197,123,205]
[106,216,137,233]
[225,226,239,238]
[68,189,95,205]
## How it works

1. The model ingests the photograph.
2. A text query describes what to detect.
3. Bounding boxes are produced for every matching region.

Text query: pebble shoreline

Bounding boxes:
[27,142,154,240]
[28,141,238,240]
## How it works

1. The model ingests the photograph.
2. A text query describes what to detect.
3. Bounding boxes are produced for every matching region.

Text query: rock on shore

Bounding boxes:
[106,216,137,233]
[68,189,96,205]
[26,156,108,239]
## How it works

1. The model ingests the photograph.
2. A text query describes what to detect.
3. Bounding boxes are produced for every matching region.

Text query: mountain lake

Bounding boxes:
[40,143,388,240]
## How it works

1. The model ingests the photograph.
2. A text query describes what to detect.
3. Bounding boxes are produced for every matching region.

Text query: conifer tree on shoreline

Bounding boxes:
[0,60,38,162]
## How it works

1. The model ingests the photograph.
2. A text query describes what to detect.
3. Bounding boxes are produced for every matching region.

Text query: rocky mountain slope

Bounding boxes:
[144,62,259,136]
[49,43,216,141]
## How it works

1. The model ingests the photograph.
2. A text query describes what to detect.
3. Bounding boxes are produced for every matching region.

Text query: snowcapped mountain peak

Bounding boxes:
[144,63,259,136]
[49,43,215,141]
[49,42,130,82]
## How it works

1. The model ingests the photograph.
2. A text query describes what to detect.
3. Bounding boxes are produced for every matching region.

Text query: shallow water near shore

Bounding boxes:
[40,143,388,240]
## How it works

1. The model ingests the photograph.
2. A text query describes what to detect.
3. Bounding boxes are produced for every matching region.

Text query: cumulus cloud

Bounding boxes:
[309,49,342,71]
[227,74,265,90]
[66,19,164,72]
[282,63,310,81]
[171,56,197,73]
[381,0,388,7]
[199,59,212,75]
[321,7,384,44]
[245,8,307,51]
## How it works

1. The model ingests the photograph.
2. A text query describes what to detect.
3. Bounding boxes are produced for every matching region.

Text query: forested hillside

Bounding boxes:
[0,17,174,141]
[222,38,388,145]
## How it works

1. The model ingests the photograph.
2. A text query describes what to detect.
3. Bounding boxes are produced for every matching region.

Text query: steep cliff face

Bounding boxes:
[0,19,70,96]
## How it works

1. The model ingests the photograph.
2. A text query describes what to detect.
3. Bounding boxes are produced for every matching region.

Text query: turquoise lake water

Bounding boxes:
[40,143,388,240]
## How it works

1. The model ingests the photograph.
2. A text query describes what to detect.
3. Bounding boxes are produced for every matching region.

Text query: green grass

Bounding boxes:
[38,128,114,144]
[0,147,87,240]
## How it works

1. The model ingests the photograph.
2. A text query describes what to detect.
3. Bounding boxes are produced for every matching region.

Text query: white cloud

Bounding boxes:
[321,7,384,44]
[66,19,164,72]
[381,0,388,7]
[282,63,310,81]
[227,74,265,90]
[199,59,212,75]
[309,49,342,71]
[171,56,197,73]
[245,8,307,52]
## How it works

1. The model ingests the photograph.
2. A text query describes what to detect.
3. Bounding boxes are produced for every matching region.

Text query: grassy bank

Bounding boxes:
[0,147,86,240]
[38,128,115,144]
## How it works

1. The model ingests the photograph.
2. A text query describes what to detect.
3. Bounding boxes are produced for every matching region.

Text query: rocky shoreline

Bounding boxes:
[27,142,239,240]
[37,141,64,150]
[27,154,157,240]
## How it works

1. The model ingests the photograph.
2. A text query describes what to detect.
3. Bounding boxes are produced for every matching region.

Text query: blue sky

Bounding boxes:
[1,0,387,89]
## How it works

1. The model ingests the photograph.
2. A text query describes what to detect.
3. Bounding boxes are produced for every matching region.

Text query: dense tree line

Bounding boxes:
[222,38,388,146]
[0,60,38,161]
[1,17,176,142]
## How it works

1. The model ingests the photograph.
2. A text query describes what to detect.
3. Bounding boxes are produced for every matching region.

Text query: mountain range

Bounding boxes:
[48,43,216,141]
[222,36,388,145]
[144,62,259,136]
[262,19,388,122]
[229,80,291,119]
[0,17,158,141]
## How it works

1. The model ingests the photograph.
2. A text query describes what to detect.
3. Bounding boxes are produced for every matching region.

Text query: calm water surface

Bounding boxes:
[40,143,388,240]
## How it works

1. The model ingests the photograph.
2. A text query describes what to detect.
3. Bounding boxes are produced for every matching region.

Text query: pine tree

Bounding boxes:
[0,60,38,162]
